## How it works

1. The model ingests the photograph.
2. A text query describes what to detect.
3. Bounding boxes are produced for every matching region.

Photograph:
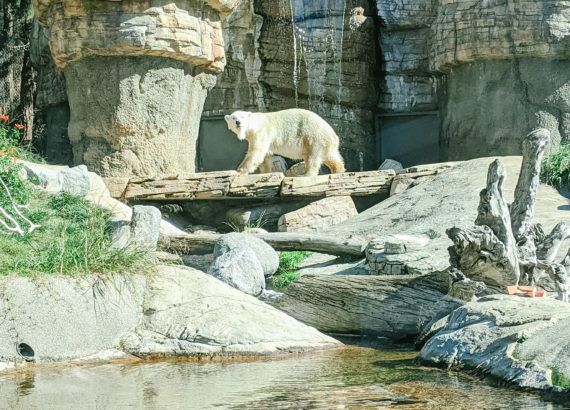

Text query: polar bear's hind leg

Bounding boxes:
[259,155,274,174]
[324,149,345,173]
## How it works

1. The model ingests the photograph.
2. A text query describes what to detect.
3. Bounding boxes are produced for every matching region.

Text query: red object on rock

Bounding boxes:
[506,285,545,297]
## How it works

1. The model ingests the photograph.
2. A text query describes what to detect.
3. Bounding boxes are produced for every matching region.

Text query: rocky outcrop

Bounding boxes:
[0,265,341,372]
[121,265,342,358]
[420,295,570,392]
[32,0,240,177]
[324,156,570,275]
[279,271,462,340]
[0,274,144,370]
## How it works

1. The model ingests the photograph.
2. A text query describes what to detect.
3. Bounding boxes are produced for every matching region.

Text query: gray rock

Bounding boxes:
[110,205,161,254]
[366,235,438,275]
[0,275,144,365]
[0,265,341,371]
[213,232,279,277]
[130,205,161,251]
[419,295,570,391]
[60,165,91,197]
[22,162,65,193]
[22,163,90,198]
[122,265,341,357]
[207,248,266,296]
[296,259,369,276]
[378,159,403,173]
[326,157,570,273]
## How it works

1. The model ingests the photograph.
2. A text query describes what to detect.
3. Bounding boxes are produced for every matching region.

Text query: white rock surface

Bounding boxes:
[420,295,570,391]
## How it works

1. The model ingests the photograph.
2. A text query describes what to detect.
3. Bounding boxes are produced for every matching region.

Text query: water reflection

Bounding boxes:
[0,343,565,409]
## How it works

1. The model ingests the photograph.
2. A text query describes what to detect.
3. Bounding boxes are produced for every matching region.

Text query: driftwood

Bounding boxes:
[161,232,367,257]
[447,129,569,302]
[279,272,462,339]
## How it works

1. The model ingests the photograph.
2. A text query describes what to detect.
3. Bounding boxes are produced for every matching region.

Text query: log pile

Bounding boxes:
[447,129,569,302]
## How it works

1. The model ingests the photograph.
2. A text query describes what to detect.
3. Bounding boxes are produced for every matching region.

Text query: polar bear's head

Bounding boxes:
[224,111,252,140]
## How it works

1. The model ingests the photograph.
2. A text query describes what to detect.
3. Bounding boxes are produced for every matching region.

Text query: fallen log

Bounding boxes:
[160,232,367,257]
[279,272,462,339]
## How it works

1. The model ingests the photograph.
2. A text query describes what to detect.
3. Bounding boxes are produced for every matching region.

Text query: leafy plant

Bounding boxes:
[272,251,311,289]
[541,143,570,189]
[223,210,268,232]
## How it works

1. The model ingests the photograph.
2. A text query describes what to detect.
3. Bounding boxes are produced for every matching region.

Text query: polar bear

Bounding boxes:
[224,108,345,176]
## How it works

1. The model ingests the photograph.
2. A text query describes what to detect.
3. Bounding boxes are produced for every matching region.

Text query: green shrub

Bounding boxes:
[272,251,311,289]
[541,144,570,188]
[0,110,151,277]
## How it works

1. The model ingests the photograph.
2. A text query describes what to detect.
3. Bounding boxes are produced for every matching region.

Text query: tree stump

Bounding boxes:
[446,129,569,302]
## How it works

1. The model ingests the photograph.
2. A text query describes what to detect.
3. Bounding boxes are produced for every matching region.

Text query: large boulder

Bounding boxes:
[325,156,570,273]
[207,248,266,296]
[213,232,279,277]
[122,265,341,356]
[0,265,341,372]
[420,295,570,392]
[279,271,462,340]
[33,0,240,177]
[0,274,144,371]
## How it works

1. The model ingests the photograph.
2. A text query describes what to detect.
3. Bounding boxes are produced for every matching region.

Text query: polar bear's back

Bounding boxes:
[250,109,340,151]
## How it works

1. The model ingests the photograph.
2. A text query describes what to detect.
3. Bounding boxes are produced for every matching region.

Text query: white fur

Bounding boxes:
[224,109,345,176]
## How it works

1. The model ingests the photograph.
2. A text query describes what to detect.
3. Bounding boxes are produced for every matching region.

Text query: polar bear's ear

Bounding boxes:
[224,114,230,122]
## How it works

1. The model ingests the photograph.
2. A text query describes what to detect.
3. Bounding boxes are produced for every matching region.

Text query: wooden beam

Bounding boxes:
[281,170,395,197]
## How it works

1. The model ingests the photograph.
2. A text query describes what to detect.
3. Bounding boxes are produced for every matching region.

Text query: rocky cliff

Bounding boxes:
[201,0,569,171]
[3,0,569,176]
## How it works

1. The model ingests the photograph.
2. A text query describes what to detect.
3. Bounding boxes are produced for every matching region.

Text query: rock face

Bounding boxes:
[122,265,341,357]
[280,271,462,340]
[420,295,570,391]
[200,0,380,172]
[199,0,569,172]
[32,0,240,177]
[0,274,144,367]
[0,265,341,371]
[324,156,570,275]
[278,196,358,233]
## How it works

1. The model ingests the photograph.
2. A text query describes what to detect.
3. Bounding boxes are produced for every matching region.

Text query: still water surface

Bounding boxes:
[0,343,566,409]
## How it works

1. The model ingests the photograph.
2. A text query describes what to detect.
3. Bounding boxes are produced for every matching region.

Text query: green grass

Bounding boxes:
[551,368,570,390]
[541,143,570,189]
[0,191,151,277]
[0,114,151,277]
[272,251,311,289]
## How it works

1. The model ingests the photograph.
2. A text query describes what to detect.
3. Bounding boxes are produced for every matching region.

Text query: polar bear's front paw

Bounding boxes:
[236,168,249,175]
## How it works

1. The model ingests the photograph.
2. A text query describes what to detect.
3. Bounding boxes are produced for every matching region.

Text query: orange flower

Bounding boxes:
[0,115,8,121]
[12,157,17,162]
[8,149,13,155]
[14,124,24,130]
[0,150,4,156]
